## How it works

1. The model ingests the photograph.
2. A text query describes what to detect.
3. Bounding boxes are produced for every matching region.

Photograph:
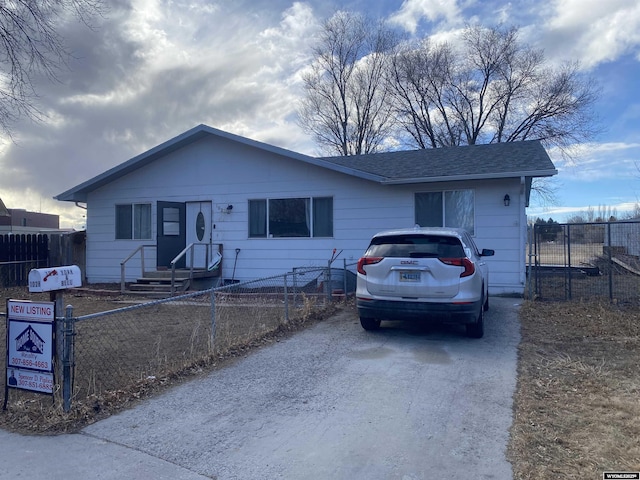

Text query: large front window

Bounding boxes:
[415,190,474,234]
[116,203,152,239]
[249,197,333,238]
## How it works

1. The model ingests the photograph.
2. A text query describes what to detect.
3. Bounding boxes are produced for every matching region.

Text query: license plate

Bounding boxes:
[399,271,420,282]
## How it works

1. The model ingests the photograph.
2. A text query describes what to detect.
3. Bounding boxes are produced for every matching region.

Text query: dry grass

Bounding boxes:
[509,300,640,478]
[531,242,605,266]
[0,285,338,434]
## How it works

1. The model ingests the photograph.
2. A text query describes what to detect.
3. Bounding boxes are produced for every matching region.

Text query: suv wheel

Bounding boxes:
[466,299,485,339]
[360,317,381,331]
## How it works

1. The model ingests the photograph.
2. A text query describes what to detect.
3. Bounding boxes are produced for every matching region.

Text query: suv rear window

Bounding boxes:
[365,234,465,259]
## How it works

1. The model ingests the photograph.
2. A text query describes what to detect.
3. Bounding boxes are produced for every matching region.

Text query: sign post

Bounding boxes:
[3,265,82,412]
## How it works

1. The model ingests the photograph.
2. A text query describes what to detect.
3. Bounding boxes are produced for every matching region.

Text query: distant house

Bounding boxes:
[0,198,60,234]
[55,124,557,295]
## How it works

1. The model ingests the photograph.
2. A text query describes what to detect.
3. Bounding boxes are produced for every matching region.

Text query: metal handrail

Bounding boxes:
[170,243,195,296]
[170,242,221,295]
[120,244,156,293]
[121,243,220,295]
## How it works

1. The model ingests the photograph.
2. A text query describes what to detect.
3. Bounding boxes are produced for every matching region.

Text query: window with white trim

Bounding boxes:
[115,203,152,240]
[415,190,474,234]
[249,197,333,238]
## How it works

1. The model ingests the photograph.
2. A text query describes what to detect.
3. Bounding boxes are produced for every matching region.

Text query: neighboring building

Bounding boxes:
[55,124,557,295]
[0,197,8,217]
[0,198,60,233]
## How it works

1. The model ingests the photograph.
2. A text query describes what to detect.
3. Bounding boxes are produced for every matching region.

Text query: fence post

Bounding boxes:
[566,224,572,301]
[325,262,331,304]
[292,268,298,309]
[527,226,533,300]
[532,224,542,299]
[62,305,75,413]
[210,289,217,353]
[343,258,347,296]
[284,273,289,324]
[607,223,613,302]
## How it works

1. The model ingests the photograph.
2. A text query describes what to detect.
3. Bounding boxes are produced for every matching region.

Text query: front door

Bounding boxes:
[157,201,186,269]
[186,201,213,268]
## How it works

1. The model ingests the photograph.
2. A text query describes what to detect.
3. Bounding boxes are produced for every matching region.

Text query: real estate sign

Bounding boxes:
[5,300,55,396]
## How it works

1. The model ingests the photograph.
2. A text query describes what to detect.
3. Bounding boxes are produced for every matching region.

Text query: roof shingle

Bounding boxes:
[320,140,556,182]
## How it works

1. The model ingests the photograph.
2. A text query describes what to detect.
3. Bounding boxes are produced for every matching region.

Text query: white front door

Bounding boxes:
[186,201,212,268]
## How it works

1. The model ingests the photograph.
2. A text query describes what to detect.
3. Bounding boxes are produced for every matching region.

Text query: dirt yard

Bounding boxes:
[1,286,639,477]
[1,285,335,432]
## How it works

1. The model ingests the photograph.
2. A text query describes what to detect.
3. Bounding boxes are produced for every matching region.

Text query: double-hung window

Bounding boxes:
[249,197,333,238]
[415,190,474,234]
[116,203,152,240]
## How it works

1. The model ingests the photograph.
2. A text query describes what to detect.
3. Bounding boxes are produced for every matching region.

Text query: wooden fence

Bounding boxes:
[0,232,86,287]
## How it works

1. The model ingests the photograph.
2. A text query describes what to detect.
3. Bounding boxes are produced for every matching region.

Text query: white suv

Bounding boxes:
[356,227,494,338]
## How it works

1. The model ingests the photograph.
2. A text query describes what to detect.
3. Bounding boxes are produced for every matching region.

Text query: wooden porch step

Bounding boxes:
[129,282,187,292]
[124,268,220,297]
[134,277,189,285]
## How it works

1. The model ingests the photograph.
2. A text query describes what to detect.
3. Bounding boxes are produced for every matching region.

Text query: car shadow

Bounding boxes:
[369,319,470,339]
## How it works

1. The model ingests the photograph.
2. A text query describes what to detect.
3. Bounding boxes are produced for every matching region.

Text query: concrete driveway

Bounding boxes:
[1,297,522,480]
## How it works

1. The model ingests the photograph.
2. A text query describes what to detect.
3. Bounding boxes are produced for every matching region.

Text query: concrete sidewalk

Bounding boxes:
[0,429,210,479]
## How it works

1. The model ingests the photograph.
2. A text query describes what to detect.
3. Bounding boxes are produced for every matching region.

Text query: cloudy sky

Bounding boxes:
[1,0,639,229]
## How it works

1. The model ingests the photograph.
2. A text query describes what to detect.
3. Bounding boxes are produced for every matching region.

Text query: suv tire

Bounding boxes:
[360,317,381,331]
[466,298,485,339]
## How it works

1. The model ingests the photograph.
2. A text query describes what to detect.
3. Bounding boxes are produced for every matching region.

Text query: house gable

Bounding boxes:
[55,124,385,203]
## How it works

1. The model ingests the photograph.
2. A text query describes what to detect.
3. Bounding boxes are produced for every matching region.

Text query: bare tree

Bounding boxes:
[389,25,600,156]
[298,11,399,156]
[388,38,462,148]
[0,0,106,137]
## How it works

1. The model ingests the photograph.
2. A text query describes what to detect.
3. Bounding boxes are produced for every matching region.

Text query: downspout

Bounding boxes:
[519,176,527,290]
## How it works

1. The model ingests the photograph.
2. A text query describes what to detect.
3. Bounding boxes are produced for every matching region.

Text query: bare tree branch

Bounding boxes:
[298,11,400,156]
[0,0,106,138]
[388,24,601,159]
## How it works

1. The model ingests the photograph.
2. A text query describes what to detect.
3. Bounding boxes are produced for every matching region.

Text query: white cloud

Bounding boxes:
[550,142,640,181]
[528,200,640,222]
[388,0,463,33]
[538,0,640,68]
[0,0,322,228]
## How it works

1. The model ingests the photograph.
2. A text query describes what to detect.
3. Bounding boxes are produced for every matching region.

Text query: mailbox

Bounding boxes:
[28,265,82,293]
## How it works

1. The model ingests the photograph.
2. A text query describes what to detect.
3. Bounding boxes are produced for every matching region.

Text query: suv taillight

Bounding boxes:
[357,256,383,275]
[439,257,475,277]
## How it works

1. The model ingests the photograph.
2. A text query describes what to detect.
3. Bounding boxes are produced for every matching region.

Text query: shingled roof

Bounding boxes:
[55,125,556,203]
[320,140,557,184]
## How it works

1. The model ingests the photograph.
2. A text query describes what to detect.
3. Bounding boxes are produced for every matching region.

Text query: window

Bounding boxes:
[249,197,333,238]
[162,207,180,236]
[415,190,474,234]
[116,203,151,240]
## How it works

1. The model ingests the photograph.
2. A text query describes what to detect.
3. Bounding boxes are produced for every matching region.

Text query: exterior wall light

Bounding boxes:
[503,194,511,207]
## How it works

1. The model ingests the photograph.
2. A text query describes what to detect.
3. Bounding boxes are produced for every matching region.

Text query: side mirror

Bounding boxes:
[481,249,495,257]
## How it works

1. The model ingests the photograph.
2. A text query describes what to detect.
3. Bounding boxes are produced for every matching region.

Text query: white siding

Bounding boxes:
[84,136,526,294]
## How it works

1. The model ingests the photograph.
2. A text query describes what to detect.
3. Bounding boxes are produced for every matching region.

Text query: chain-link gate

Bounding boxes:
[529,221,640,303]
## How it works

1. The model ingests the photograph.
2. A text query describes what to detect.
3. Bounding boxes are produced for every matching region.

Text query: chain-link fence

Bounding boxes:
[2,266,356,419]
[528,221,640,303]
